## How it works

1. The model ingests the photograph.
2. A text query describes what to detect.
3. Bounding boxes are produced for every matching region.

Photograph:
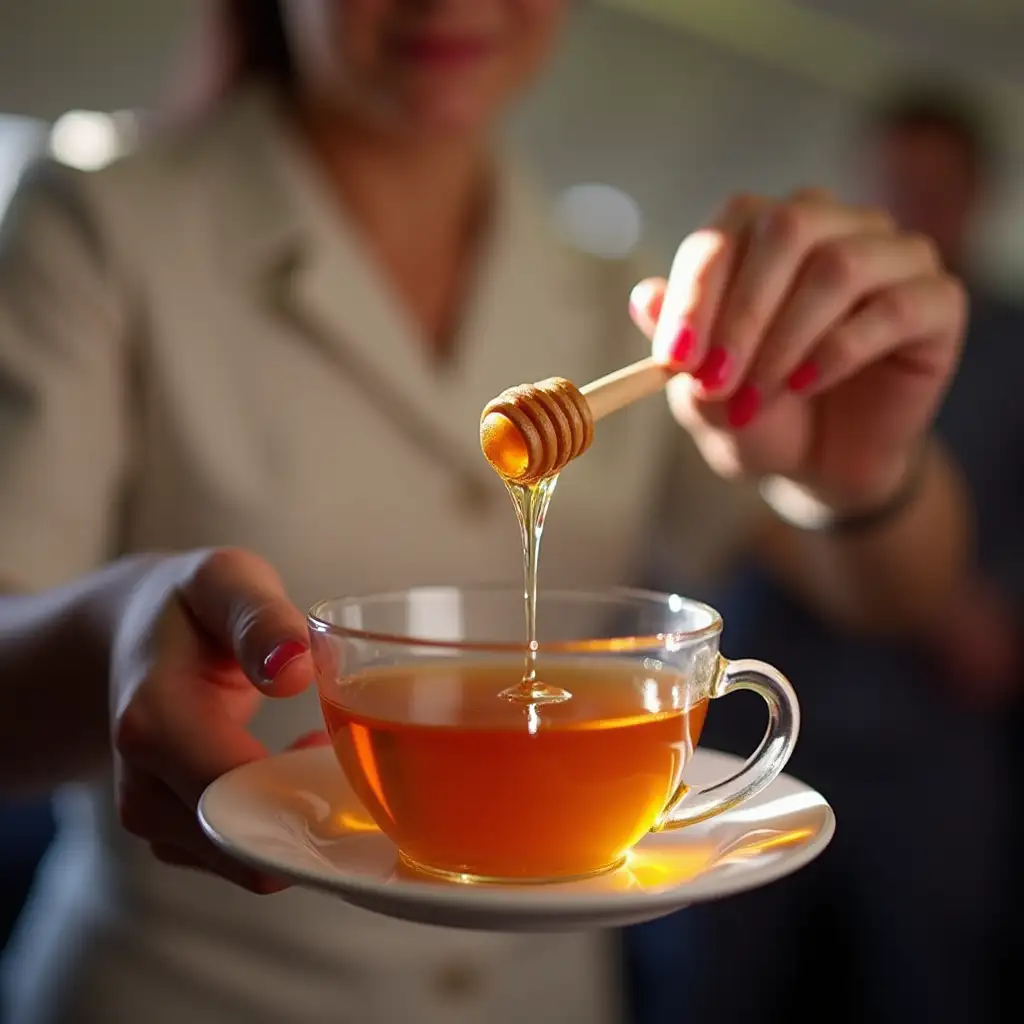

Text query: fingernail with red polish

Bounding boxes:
[727,384,761,429]
[694,347,732,391]
[262,640,307,684]
[788,361,819,393]
[667,324,696,366]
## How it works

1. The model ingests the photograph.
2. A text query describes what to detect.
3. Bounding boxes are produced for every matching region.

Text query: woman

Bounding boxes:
[0,2,967,1022]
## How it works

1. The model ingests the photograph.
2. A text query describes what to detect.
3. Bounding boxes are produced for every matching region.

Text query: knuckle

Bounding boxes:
[188,546,249,592]
[692,232,735,282]
[723,305,762,345]
[875,287,917,332]
[906,232,941,269]
[807,240,859,290]
[824,328,859,369]
[671,229,734,292]
[718,192,762,224]
[760,202,814,250]
[862,204,896,232]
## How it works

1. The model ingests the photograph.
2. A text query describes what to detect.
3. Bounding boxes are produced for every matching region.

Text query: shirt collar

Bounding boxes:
[207,83,551,295]
[203,84,588,490]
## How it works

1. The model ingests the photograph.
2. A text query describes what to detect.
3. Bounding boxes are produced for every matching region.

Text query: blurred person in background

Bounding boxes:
[864,87,1024,708]
[0,2,971,1021]
[626,81,1024,1024]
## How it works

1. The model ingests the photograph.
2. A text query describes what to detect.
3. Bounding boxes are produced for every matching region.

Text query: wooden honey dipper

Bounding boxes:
[480,356,670,484]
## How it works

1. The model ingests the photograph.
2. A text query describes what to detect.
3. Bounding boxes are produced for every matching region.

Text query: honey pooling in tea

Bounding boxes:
[320,659,709,881]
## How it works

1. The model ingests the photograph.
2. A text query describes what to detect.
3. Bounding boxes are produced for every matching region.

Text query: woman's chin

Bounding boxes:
[397,93,497,141]
[323,84,499,147]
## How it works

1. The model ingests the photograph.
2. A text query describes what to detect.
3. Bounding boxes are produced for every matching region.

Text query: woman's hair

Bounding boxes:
[221,0,294,89]
[166,0,294,120]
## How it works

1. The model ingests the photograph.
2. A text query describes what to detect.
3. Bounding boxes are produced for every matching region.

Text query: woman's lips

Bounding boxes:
[390,34,493,68]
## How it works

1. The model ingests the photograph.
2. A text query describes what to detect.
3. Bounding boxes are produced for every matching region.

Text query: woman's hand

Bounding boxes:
[630,189,966,513]
[111,548,325,893]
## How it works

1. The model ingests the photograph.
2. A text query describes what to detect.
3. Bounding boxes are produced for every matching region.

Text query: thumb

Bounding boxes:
[178,548,313,698]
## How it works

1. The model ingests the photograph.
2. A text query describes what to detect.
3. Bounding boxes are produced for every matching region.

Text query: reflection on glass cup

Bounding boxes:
[309,587,799,884]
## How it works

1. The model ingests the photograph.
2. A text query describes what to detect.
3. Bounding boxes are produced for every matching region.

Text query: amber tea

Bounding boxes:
[320,658,708,881]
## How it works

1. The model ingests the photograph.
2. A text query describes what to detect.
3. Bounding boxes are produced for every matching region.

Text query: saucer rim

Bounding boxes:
[198,747,835,915]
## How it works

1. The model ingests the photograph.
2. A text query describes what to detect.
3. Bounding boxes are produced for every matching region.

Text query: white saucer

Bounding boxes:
[199,747,834,932]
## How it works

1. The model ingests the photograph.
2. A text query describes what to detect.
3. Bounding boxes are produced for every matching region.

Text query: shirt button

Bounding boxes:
[433,961,483,1003]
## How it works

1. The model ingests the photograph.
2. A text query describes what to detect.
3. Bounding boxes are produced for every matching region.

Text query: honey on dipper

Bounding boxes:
[480,377,594,485]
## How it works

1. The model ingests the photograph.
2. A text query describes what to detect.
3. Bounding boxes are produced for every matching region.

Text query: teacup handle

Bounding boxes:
[656,656,800,830]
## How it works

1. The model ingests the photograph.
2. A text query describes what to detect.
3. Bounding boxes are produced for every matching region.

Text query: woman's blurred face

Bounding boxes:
[281,0,569,138]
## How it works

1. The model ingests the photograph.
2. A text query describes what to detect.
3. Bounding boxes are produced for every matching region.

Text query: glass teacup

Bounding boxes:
[308,587,799,884]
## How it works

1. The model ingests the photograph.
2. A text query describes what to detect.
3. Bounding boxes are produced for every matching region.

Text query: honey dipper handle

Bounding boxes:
[579,357,671,422]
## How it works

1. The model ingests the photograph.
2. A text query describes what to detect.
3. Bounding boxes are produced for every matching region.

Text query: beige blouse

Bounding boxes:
[0,89,755,1024]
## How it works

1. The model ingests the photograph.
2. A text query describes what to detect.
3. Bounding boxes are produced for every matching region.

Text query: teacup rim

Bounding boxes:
[307,584,723,655]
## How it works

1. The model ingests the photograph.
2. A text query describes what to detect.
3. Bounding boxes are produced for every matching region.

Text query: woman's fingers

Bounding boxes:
[118,765,190,844]
[637,193,890,397]
[649,194,767,373]
[151,842,283,895]
[119,764,288,894]
[700,198,892,402]
[114,647,270,809]
[109,549,323,895]
[795,272,965,396]
[632,191,955,435]
[114,547,315,811]
[151,843,207,870]
[179,548,313,698]
[152,833,287,895]
[747,231,942,398]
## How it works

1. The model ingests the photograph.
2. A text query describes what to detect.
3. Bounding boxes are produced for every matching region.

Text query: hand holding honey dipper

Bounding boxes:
[483,189,965,523]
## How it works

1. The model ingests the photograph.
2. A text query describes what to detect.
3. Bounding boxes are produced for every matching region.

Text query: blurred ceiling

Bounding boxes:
[795,0,1024,86]
[1,1,1021,122]
[604,0,1024,102]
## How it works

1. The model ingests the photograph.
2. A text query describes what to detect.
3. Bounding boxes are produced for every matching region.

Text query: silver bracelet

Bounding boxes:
[759,447,929,536]
[758,476,836,531]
